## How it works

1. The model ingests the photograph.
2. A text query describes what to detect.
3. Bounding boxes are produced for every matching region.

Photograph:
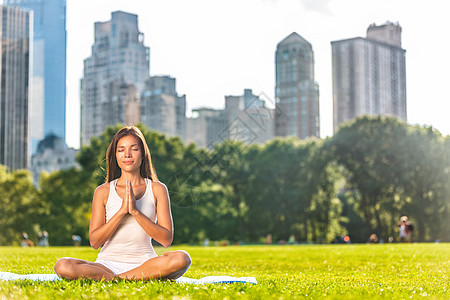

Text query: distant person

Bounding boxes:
[37,231,49,247]
[287,235,296,245]
[37,232,43,246]
[42,231,49,246]
[21,232,33,247]
[21,232,28,247]
[368,233,378,243]
[398,216,413,242]
[54,126,191,281]
[72,235,82,247]
[265,234,272,245]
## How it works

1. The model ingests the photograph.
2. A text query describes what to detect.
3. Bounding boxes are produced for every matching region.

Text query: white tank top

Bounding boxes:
[97,178,158,264]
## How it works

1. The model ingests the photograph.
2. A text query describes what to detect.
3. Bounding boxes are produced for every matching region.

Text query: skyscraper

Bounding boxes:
[185,108,228,148]
[4,0,67,153]
[141,76,186,139]
[223,89,274,145]
[275,32,320,140]
[185,89,274,148]
[331,21,407,132]
[80,11,150,146]
[0,6,30,170]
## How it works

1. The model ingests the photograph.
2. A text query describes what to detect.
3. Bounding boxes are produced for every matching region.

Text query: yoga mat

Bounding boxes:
[0,272,257,285]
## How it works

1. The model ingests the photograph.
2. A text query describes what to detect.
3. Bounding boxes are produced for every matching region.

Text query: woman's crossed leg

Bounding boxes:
[54,250,191,281]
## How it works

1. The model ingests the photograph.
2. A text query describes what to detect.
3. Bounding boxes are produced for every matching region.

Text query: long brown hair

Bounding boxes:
[105,126,158,182]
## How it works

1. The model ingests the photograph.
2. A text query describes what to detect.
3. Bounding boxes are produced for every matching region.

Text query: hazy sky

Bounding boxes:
[61,0,448,147]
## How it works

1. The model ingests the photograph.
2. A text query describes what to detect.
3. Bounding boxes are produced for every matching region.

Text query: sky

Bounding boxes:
[60,0,449,148]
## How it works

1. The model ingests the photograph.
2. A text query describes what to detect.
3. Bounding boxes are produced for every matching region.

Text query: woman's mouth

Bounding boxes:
[123,161,134,165]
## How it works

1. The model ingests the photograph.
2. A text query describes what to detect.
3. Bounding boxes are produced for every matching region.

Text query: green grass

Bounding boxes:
[0,244,449,299]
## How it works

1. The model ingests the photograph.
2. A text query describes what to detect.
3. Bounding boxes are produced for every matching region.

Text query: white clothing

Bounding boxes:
[399,224,406,238]
[94,259,142,275]
[96,178,158,264]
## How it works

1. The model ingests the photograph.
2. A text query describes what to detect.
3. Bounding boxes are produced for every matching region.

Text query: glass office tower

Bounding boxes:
[5,0,67,153]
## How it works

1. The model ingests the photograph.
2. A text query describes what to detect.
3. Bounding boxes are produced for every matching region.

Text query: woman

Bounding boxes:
[54,126,191,280]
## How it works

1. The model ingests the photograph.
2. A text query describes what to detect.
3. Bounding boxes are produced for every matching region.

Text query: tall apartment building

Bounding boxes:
[0,6,30,170]
[275,32,320,140]
[331,21,407,132]
[80,11,149,146]
[186,89,273,148]
[223,89,274,145]
[5,0,67,154]
[186,108,228,148]
[141,76,186,139]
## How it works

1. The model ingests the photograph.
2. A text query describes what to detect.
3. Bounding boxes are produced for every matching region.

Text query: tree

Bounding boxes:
[244,137,341,243]
[327,116,410,239]
[208,140,252,242]
[400,126,450,241]
[37,168,96,245]
[0,166,40,245]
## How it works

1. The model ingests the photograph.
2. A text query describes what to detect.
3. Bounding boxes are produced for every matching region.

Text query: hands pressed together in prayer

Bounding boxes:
[119,179,139,216]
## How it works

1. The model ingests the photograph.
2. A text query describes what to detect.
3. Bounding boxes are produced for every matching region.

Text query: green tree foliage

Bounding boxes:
[326,116,410,238]
[327,116,450,242]
[2,118,448,245]
[37,168,96,245]
[245,138,344,243]
[400,126,450,241]
[0,166,41,245]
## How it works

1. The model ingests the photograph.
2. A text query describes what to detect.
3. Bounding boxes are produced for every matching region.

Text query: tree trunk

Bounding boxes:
[374,208,384,239]
[414,210,425,242]
[362,196,372,240]
[311,218,317,242]
[303,214,308,242]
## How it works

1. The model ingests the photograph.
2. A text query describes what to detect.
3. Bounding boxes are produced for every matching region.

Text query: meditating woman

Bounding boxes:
[54,126,191,280]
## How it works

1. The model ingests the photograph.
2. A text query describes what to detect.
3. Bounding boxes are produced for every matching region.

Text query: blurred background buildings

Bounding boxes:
[80,11,149,146]
[332,22,407,132]
[275,32,320,140]
[4,0,67,154]
[0,3,408,184]
[0,5,30,170]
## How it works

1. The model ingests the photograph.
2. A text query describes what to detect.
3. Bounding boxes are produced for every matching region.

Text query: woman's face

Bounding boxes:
[116,135,143,172]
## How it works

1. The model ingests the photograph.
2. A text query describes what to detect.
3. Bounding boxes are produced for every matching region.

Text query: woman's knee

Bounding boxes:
[54,257,74,276]
[172,250,191,270]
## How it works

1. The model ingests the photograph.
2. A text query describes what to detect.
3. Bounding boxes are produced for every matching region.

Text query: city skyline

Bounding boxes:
[3,0,447,149]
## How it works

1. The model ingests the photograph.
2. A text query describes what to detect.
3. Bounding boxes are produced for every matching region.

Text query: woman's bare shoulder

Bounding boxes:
[151,180,168,193]
[93,182,111,202]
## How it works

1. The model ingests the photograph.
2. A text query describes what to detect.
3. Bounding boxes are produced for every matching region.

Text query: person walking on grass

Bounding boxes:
[54,126,191,281]
[398,215,413,242]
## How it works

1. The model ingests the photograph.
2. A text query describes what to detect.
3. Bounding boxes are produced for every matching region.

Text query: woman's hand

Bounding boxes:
[127,179,139,216]
[128,181,173,247]
[118,188,129,217]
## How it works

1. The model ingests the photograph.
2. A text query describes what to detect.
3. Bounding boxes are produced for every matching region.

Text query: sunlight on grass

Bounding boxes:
[0,244,449,299]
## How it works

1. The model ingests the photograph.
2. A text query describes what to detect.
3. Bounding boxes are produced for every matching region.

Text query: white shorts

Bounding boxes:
[95,259,143,275]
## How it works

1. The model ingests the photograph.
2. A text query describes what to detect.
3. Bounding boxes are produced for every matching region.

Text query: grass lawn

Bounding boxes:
[0,243,449,299]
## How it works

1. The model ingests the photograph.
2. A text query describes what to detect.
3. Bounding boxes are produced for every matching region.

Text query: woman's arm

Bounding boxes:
[129,181,173,247]
[88,184,128,250]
